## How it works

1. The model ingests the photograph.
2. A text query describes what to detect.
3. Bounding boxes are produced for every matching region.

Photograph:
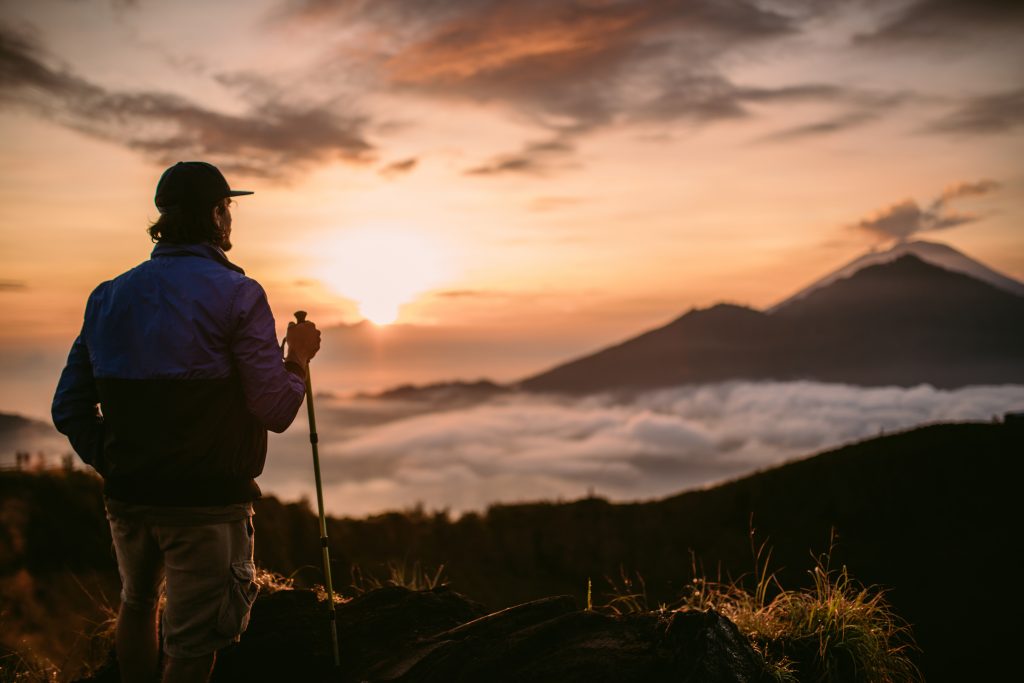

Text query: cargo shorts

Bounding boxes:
[106,504,259,659]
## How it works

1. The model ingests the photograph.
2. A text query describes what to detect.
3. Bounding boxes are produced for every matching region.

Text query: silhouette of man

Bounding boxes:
[52,161,321,683]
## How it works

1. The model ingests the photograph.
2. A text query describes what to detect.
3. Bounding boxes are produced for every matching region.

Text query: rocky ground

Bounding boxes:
[76,586,769,683]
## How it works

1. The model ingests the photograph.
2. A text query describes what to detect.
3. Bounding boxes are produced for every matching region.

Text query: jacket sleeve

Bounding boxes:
[52,333,104,468]
[231,278,307,433]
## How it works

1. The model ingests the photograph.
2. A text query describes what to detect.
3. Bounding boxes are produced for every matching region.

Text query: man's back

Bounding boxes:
[87,241,269,504]
[54,242,307,506]
[86,243,249,380]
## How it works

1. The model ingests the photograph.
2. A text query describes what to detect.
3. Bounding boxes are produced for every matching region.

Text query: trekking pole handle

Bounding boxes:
[283,311,310,355]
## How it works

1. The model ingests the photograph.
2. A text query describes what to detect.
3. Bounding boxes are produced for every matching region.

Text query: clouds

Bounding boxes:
[268,0,1024,176]
[465,136,577,176]
[263,381,1024,516]
[379,157,418,177]
[937,179,1000,204]
[756,109,880,143]
[272,0,889,174]
[3,1,1020,179]
[926,88,1024,136]
[371,0,798,171]
[852,179,1001,243]
[0,23,375,178]
[856,0,1024,47]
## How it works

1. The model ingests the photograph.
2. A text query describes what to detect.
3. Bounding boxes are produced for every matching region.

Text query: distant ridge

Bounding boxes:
[0,411,63,459]
[520,254,1024,393]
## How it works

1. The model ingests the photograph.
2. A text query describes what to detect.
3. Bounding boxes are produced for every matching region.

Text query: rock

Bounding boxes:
[75,587,770,683]
[393,604,769,683]
[400,609,664,682]
[213,585,487,683]
[665,610,768,683]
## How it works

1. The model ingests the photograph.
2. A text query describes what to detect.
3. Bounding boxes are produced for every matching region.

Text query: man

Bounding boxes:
[52,161,321,683]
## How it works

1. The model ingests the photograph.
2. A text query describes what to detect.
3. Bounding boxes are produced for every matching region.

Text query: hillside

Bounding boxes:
[0,412,64,462]
[521,255,1024,393]
[2,421,1020,680]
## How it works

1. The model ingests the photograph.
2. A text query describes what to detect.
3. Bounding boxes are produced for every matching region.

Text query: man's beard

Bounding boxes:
[219,227,232,251]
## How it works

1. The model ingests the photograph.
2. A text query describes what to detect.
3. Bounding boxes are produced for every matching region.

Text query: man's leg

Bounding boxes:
[157,517,256,683]
[116,602,159,683]
[162,653,216,683]
[106,512,163,683]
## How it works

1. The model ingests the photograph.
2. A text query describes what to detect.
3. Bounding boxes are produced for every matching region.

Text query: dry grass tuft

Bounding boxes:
[350,560,448,595]
[600,529,922,683]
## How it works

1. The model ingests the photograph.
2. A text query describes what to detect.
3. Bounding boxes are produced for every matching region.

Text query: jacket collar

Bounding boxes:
[151,242,245,275]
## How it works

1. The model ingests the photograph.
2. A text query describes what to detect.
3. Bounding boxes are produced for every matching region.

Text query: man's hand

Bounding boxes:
[285,320,321,367]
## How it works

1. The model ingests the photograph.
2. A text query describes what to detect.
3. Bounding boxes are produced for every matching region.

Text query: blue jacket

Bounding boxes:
[52,243,306,505]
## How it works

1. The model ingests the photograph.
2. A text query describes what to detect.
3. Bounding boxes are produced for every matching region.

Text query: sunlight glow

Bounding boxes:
[318,225,452,325]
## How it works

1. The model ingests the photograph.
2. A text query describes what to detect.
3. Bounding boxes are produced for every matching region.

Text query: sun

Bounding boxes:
[318,226,451,325]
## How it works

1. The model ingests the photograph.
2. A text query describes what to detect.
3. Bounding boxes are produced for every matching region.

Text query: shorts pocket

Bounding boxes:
[217,560,259,638]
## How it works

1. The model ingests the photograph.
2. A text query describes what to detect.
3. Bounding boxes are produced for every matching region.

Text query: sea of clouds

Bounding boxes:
[262,381,1024,517]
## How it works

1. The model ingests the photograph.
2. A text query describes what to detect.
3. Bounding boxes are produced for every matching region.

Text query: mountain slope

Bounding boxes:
[0,411,64,462]
[520,255,1024,393]
[6,421,1020,681]
[768,239,1024,312]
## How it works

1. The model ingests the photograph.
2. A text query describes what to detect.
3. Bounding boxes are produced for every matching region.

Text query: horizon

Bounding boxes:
[1,0,1023,515]
[3,0,1024,416]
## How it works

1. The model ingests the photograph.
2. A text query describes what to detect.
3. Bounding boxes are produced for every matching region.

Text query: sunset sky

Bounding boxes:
[2,0,1023,418]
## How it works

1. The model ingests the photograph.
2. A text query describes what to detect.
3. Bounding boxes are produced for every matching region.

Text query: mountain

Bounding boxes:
[0,411,65,463]
[768,239,1024,312]
[520,254,1024,393]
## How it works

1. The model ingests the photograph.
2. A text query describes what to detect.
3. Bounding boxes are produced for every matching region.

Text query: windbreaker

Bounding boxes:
[52,242,307,506]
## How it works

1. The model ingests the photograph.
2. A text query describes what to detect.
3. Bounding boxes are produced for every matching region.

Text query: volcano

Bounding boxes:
[520,248,1024,394]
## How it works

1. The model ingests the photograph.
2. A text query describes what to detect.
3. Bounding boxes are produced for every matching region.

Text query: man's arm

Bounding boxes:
[52,334,104,468]
[231,279,317,433]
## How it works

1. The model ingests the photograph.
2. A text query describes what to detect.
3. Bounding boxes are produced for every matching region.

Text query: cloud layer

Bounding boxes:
[852,179,1001,243]
[263,381,1024,516]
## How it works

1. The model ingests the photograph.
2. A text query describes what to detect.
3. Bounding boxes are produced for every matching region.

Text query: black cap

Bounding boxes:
[154,161,253,213]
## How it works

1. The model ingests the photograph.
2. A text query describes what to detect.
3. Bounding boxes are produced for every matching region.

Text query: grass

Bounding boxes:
[599,529,922,683]
[253,566,297,594]
[600,566,652,615]
[0,610,115,683]
[2,548,919,683]
[0,573,118,683]
[0,650,59,683]
[349,560,448,596]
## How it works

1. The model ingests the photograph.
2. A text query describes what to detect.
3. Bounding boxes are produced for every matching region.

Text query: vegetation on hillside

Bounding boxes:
[1,421,1019,680]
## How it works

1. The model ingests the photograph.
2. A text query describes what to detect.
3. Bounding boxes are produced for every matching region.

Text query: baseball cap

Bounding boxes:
[154,161,253,213]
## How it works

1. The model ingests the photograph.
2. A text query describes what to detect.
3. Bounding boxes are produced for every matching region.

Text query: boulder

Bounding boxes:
[75,587,770,683]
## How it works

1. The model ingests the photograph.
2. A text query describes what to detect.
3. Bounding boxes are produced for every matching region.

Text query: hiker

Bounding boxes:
[52,161,321,683]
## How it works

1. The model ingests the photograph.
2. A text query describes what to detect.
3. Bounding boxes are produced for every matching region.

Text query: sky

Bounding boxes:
[2,0,1024,418]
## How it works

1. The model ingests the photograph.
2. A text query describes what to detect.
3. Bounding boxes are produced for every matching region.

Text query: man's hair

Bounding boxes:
[148,199,229,244]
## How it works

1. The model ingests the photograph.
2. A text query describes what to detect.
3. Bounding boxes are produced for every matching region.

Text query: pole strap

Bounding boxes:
[310,432,319,444]
[320,537,329,547]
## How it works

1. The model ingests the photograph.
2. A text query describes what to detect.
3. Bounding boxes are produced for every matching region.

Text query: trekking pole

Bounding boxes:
[290,310,341,668]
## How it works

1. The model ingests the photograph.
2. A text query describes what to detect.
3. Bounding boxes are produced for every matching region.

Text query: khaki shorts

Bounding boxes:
[106,506,259,659]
